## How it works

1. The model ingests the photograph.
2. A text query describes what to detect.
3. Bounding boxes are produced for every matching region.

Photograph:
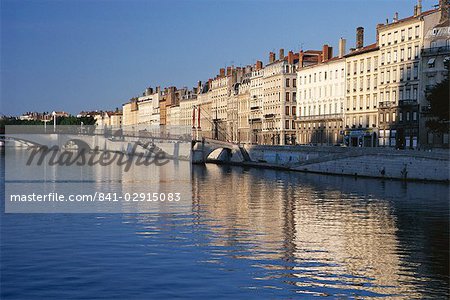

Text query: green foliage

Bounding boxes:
[425,76,450,133]
[57,116,96,125]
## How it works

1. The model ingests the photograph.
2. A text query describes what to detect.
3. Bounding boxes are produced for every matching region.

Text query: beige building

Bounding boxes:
[249,62,264,144]
[122,99,138,128]
[95,111,122,128]
[377,3,439,148]
[262,49,298,145]
[344,28,380,147]
[296,44,346,145]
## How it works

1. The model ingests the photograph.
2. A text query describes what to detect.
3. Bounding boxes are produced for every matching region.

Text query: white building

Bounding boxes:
[296,44,346,145]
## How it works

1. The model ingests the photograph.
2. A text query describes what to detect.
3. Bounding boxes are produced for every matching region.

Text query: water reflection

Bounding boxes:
[2,148,448,299]
[188,164,449,298]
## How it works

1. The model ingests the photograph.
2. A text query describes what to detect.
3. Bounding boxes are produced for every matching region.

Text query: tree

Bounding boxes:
[425,76,449,133]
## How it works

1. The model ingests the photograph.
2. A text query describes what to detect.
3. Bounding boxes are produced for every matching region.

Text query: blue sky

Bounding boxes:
[1,0,437,115]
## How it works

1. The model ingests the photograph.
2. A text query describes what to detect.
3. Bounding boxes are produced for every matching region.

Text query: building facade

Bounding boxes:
[419,0,450,148]
[296,44,345,145]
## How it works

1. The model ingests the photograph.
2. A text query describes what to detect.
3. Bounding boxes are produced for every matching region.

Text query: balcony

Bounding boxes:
[399,99,418,106]
[421,45,450,56]
[264,113,275,119]
[378,101,395,108]
[297,113,343,121]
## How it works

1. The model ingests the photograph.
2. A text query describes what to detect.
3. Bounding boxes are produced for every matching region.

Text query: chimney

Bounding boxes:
[269,52,276,63]
[226,66,232,76]
[417,0,422,15]
[322,45,330,61]
[376,23,383,45]
[208,79,212,90]
[197,81,202,90]
[287,51,294,64]
[219,68,225,77]
[256,60,263,70]
[299,51,304,68]
[393,12,399,22]
[279,48,285,60]
[440,0,449,22]
[356,27,364,49]
[339,38,346,58]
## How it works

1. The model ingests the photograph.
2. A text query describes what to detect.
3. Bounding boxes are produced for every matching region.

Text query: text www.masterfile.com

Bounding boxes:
[9,192,182,202]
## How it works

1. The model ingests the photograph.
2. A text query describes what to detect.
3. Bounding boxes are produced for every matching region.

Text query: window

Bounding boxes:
[394,31,398,43]
[414,46,419,58]
[293,92,297,101]
[413,111,417,121]
[415,25,420,38]
[400,66,404,81]
[381,53,385,65]
[285,120,290,129]
[381,71,384,84]
[366,95,370,108]
[380,113,384,122]
[367,58,371,72]
[399,112,403,121]
[374,74,378,89]
[401,29,405,41]
[386,70,390,83]
[408,27,412,40]
[347,62,351,75]
[292,120,295,130]
[413,64,418,79]
[286,92,290,101]
[286,78,290,87]
[408,47,412,60]
[388,33,392,45]
[393,112,396,122]
[387,51,391,63]
[374,57,378,70]
[367,76,371,90]
[407,66,411,80]
[393,68,397,82]
[394,50,398,62]
[401,48,405,61]
[359,95,363,109]
[353,96,357,110]
[393,90,396,102]
[360,77,364,91]
[413,87,418,99]
[353,61,357,74]
[428,58,436,68]
[360,60,364,73]
[292,106,296,116]
[373,93,377,108]
[406,111,410,121]
[386,112,390,122]
[293,78,296,88]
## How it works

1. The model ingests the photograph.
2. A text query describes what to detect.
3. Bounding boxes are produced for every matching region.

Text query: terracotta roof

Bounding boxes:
[378,8,439,29]
[345,43,379,58]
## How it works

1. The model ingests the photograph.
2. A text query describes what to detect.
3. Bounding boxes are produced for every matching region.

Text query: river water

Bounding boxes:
[1,148,449,299]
